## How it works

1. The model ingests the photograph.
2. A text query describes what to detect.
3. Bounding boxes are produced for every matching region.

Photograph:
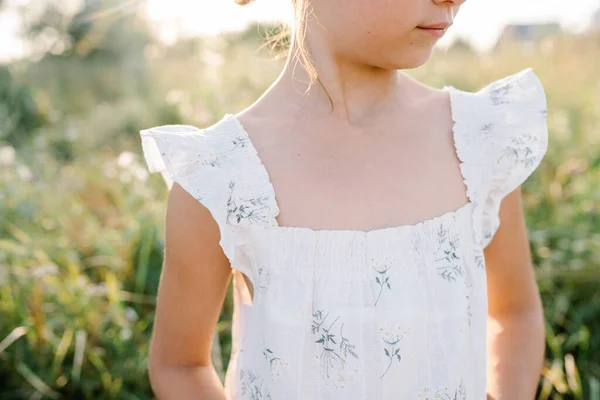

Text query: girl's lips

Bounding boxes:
[416,27,447,38]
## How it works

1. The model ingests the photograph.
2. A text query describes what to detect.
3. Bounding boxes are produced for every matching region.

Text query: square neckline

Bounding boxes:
[224,84,474,236]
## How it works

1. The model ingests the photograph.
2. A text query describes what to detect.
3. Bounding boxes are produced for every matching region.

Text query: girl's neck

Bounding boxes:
[269,39,407,125]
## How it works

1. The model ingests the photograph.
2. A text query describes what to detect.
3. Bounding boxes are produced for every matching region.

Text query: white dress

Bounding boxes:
[139,67,548,400]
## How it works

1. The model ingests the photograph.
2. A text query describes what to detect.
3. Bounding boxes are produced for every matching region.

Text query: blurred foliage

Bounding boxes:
[0,66,44,147]
[0,2,599,399]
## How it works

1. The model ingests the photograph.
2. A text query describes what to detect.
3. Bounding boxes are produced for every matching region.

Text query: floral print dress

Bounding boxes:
[139,67,549,400]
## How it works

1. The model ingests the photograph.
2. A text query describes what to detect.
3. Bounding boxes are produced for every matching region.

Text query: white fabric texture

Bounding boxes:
[139,67,548,400]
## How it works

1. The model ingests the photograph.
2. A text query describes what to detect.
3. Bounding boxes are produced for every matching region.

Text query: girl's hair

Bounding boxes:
[235,0,319,92]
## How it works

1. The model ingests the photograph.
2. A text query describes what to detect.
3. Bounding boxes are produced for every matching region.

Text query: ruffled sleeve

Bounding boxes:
[139,124,238,266]
[477,68,549,248]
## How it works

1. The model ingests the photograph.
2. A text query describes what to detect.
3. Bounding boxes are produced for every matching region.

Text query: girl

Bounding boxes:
[139,0,548,399]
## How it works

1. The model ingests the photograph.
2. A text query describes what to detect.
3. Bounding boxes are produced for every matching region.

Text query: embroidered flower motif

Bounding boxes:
[312,310,359,380]
[480,123,494,136]
[465,295,473,329]
[460,282,474,332]
[489,83,512,106]
[164,144,219,178]
[226,180,273,226]
[476,224,490,248]
[434,224,464,282]
[418,378,467,400]
[256,267,269,294]
[473,248,485,270]
[372,256,395,306]
[497,133,540,168]
[262,347,288,381]
[413,232,425,257]
[232,135,250,150]
[263,348,280,370]
[379,323,410,378]
[339,323,358,360]
[239,368,272,400]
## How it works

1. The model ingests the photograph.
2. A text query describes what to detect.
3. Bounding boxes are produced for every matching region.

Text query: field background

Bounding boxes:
[0,2,599,399]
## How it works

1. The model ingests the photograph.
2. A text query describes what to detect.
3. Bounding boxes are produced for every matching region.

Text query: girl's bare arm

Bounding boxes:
[484,187,546,400]
[148,183,232,400]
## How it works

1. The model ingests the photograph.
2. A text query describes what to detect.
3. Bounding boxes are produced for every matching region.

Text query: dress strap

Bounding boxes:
[139,115,279,285]
[445,68,549,248]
